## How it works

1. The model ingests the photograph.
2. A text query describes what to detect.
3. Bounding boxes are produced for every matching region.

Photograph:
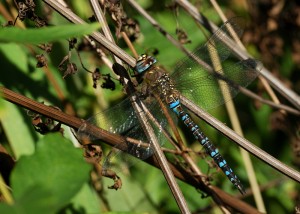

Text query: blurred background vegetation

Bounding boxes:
[0,0,300,213]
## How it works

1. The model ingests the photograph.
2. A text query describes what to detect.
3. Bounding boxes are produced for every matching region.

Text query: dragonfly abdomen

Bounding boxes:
[169,97,245,194]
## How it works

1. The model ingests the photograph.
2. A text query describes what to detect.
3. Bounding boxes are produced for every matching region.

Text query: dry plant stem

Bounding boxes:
[120,63,190,212]
[230,89,266,212]
[153,93,204,180]
[153,94,184,149]
[90,0,123,65]
[258,76,286,114]
[210,187,261,214]
[242,178,287,198]
[8,0,26,29]
[43,0,136,67]
[142,106,181,150]
[83,36,114,73]
[143,103,204,184]
[209,2,266,212]
[131,97,191,214]
[210,0,244,48]
[0,174,13,204]
[121,32,139,59]
[238,87,300,115]
[181,95,300,184]
[0,3,14,22]
[176,0,300,110]
[1,86,262,212]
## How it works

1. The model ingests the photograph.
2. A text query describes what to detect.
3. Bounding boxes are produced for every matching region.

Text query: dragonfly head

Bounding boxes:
[135,54,157,74]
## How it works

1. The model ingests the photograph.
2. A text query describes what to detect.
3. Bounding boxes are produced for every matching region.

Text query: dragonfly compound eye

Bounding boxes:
[135,55,157,74]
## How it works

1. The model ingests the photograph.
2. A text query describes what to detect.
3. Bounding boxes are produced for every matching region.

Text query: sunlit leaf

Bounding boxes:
[10,133,91,212]
[0,23,100,44]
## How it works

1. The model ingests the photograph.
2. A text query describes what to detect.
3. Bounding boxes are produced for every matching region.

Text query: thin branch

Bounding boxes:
[207,1,266,212]
[239,87,300,115]
[89,0,123,65]
[137,99,191,213]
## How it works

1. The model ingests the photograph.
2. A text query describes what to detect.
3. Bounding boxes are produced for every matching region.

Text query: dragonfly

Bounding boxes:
[78,18,261,194]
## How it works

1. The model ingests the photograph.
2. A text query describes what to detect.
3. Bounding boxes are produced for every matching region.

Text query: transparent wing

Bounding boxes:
[79,96,146,159]
[77,93,169,170]
[171,18,261,110]
[174,59,262,110]
[173,17,244,76]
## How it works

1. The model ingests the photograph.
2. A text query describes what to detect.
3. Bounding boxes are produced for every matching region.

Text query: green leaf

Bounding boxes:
[0,43,28,72]
[0,102,35,158]
[0,203,18,214]
[10,133,92,213]
[17,186,55,214]
[0,23,100,44]
[0,186,59,214]
[67,183,101,214]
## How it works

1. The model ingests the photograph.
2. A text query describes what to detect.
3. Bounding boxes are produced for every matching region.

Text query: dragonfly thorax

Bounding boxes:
[143,67,179,105]
[135,54,179,103]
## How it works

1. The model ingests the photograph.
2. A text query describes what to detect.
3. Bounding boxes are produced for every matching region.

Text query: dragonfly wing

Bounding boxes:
[173,17,244,76]
[175,58,261,110]
[171,17,261,110]
[77,96,150,158]
[77,92,170,159]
